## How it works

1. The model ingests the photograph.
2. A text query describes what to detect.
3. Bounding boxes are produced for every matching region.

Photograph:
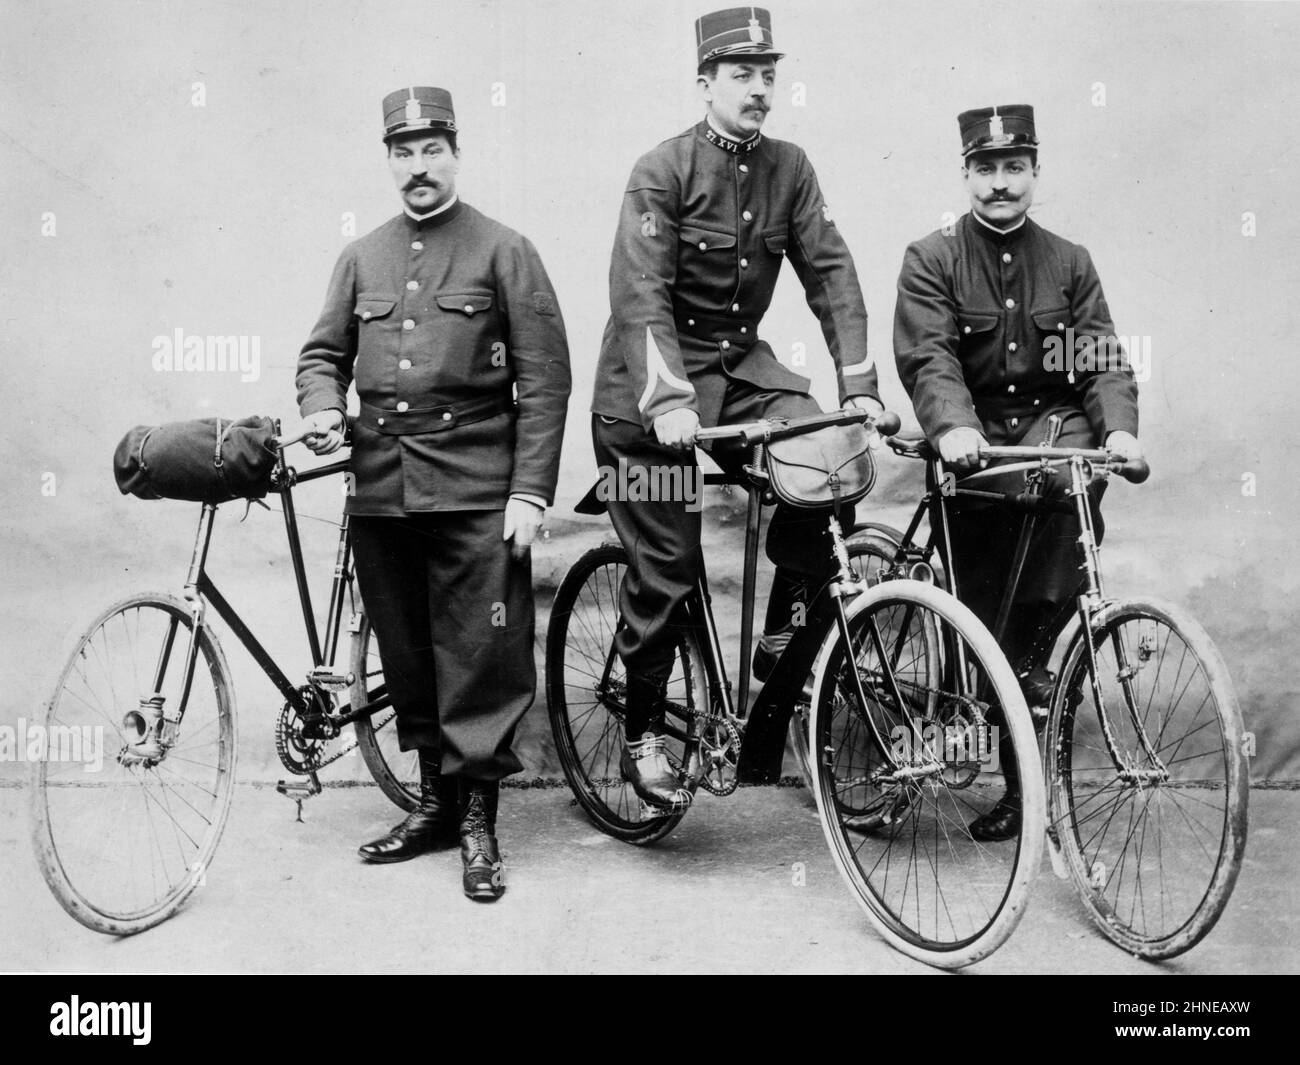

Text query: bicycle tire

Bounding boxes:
[31,592,237,935]
[808,579,1044,968]
[1047,596,1248,959]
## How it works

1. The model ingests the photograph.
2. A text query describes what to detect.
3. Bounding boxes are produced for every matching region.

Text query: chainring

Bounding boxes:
[697,717,742,796]
[275,688,336,775]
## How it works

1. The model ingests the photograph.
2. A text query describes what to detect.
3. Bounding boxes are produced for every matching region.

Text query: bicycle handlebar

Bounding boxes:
[978,444,1150,484]
[695,408,901,448]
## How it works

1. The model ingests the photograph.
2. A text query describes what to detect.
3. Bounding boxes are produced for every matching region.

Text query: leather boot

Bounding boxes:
[968,794,1021,842]
[620,671,689,809]
[358,749,458,863]
[459,780,505,901]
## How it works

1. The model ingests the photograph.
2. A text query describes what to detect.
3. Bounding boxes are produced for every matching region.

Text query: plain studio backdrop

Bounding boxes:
[1,0,1297,779]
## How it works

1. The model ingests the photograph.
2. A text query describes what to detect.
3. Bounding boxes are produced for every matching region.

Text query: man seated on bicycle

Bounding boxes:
[893,104,1141,840]
[590,7,885,808]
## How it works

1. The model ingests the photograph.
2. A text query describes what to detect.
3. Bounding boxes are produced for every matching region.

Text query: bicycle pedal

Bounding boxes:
[308,667,355,692]
[275,777,322,800]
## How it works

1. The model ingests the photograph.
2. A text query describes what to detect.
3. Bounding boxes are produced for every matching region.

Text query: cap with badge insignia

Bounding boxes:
[958,104,1038,158]
[696,6,784,70]
[382,86,457,143]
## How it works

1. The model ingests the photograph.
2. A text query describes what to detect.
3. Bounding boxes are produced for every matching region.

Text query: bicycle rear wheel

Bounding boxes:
[808,580,1043,968]
[1048,597,1248,958]
[546,544,706,844]
[31,592,237,935]
[350,610,419,811]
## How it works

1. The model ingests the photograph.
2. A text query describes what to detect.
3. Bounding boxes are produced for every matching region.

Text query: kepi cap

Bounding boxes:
[383,86,456,143]
[696,7,784,69]
[958,104,1038,157]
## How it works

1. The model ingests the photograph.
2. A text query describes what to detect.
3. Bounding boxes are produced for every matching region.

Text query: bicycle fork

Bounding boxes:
[121,504,220,767]
[1066,459,1166,781]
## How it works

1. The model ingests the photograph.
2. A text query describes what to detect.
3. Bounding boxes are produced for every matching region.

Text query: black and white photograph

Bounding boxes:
[1,0,1295,1013]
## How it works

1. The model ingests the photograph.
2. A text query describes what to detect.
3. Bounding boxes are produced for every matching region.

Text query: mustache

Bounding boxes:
[984,193,1018,203]
[404,179,437,191]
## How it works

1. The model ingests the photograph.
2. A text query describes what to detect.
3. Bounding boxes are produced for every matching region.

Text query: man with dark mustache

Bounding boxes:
[893,105,1141,840]
[293,87,571,899]
[591,7,883,808]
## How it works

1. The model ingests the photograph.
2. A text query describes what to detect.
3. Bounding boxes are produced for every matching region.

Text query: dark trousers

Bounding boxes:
[350,511,535,781]
[944,405,1106,670]
[591,384,853,677]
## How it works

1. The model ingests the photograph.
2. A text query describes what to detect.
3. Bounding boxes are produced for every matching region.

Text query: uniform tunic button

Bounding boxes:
[740,258,749,268]
[699,241,708,251]
[396,401,409,412]
[721,340,731,350]
[1033,398,1041,407]
[688,318,696,326]
[1002,252,1012,264]
[361,311,372,321]
[731,303,740,312]
[399,359,411,369]
[1010,417,1020,428]
[406,281,419,291]
[402,319,415,330]
[740,326,747,333]
[1057,322,1065,331]
[1005,298,1016,309]
[739,164,749,173]
[1007,384,1016,393]
[442,411,452,421]
[411,241,423,250]
[377,417,385,426]
[1008,342,1017,352]
[742,210,753,221]
[963,325,972,334]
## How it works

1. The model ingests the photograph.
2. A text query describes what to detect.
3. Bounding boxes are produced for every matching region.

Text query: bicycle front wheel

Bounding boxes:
[808,580,1044,968]
[31,592,237,935]
[546,544,706,845]
[1048,597,1248,959]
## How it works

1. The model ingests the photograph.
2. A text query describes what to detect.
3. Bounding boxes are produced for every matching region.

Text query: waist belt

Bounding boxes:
[359,394,514,436]
[973,391,1076,422]
[674,308,761,345]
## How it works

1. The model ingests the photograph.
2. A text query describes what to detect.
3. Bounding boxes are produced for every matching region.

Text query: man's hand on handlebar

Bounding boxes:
[843,395,885,446]
[939,426,989,470]
[1104,430,1142,464]
[653,407,701,451]
[298,409,346,456]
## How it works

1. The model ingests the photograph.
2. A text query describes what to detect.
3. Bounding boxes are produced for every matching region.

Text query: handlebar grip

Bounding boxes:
[1117,457,1150,484]
[873,411,902,437]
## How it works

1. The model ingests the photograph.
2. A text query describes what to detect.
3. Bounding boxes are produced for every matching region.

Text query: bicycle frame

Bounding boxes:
[881,439,1167,778]
[148,438,386,758]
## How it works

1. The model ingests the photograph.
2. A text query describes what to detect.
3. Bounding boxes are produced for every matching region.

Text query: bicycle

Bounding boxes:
[547,407,1045,967]
[30,427,412,935]
[853,417,1248,958]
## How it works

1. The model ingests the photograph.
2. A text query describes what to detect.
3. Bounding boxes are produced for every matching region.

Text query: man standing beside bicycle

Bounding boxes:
[893,105,1141,840]
[293,87,571,900]
[591,7,886,809]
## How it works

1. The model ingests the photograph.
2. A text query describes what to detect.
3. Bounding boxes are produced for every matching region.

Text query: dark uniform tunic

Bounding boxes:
[894,212,1139,667]
[297,200,571,778]
[591,120,880,675]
